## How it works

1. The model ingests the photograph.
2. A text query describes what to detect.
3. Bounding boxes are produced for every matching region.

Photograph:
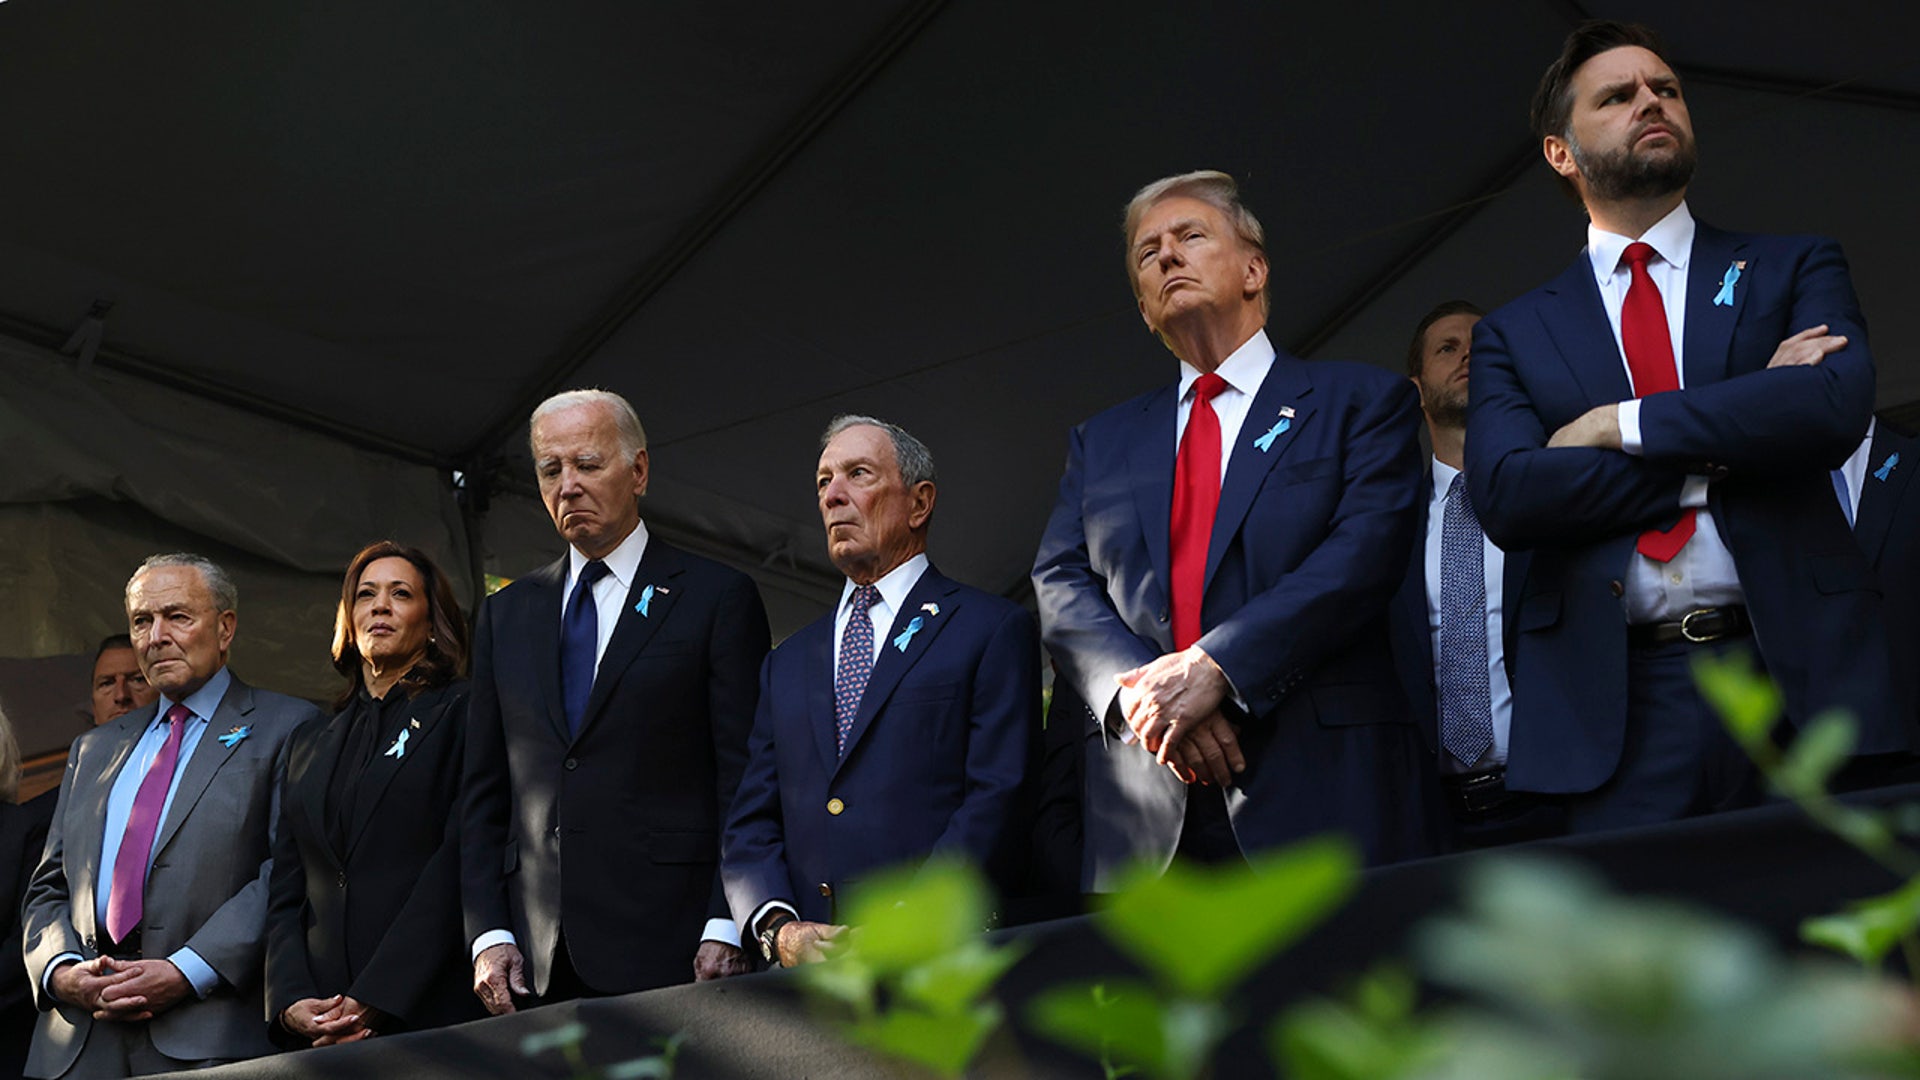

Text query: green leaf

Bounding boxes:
[846,1003,1001,1078]
[1097,835,1359,998]
[1771,712,1857,798]
[1270,968,1442,1080]
[1026,980,1229,1080]
[896,938,1026,1015]
[1801,877,1920,968]
[837,858,990,977]
[604,1058,673,1080]
[518,1021,587,1056]
[1691,650,1780,751]
[795,952,877,1014]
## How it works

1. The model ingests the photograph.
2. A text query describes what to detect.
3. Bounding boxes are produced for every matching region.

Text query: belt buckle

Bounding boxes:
[1679,608,1720,643]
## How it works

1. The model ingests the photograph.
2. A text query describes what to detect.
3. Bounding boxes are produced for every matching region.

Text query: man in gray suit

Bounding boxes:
[23,554,319,1078]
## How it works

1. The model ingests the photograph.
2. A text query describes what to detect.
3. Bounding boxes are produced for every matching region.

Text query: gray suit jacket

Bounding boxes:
[22,674,316,1075]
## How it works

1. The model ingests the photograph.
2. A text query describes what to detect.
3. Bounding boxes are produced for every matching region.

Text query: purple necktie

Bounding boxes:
[834,585,882,757]
[105,704,189,943]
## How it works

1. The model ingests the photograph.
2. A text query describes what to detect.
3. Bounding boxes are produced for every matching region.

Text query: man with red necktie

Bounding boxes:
[1465,21,1904,831]
[1033,170,1435,891]
[22,554,319,1077]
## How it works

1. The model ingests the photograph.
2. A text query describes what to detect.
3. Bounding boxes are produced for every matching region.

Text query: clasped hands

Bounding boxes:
[50,955,191,1023]
[282,994,376,1046]
[1547,325,1847,450]
[1115,646,1247,788]
[472,938,749,1017]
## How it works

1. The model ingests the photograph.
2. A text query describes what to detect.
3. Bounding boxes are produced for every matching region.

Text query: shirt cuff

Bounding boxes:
[168,948,219,999]
[1617,399,1643,455]
[701,918,741,947]
[749,900,800,938]
[471,928,517,963]
[1680,475,1711,508]
[43,952,83,999]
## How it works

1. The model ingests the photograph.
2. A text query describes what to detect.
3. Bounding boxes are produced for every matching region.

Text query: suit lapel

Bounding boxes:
[1206,354,1316,590]
[835,568,962,775]
[575,542,685,742]
[1682,224,1748,389]
[75,710,153,919]
[299,709,352,867]
[153,679,253,859]
[1855,426,1913,562]
[1127,388,1178,597]
[527,557,569,741]
[345,688,454,857]
[1538,255,1635,406]
[807,617,839,772]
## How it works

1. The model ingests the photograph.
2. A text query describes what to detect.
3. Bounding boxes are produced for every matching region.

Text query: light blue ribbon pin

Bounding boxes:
[1713,261,1742,307]
[635,584,655,617]
[1875,452,1901,482]
[383,729,410,759]
[1253,417,1291,452]
[217,725,250,748]
[893,615,925,651]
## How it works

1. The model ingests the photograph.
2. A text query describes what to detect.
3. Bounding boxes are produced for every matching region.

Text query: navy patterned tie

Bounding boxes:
[834,585,882,757]
[561,559,610,737]
[1439,475,1494,768]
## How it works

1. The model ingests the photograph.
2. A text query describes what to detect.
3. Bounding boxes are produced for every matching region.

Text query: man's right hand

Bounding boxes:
[1163,711,1245,788]
[49,957,139,1019]
[473,942,530,1016]
[775,920,846,967]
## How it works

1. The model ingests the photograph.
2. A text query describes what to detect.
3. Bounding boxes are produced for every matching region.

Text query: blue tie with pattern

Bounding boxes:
[834,585,882,757]
[1439,475,1494,768]
[562,559,611,737]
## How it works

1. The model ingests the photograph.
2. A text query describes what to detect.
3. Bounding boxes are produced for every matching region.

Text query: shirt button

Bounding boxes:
[1670,573,1683,584]
[826,798,844,816]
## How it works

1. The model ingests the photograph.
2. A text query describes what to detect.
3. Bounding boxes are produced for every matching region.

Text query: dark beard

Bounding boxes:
[1571,129,1696,201]
[1418,380,1469,429]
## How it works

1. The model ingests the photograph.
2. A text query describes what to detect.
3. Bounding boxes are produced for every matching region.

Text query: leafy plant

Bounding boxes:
[519,1022,683,1079]
[794,858,1025,1077]
[1026,835,1360,1079]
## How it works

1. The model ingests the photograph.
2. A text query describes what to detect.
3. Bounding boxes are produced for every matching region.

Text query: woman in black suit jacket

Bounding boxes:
[266,540,484,1046]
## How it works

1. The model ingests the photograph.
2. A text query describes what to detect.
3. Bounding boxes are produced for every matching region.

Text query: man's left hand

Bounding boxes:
[1164,711,1245,787]
[1116,647,1230,762]
[693,941,750,981]
[1547,403,1622,450]
[92,959,193,1022]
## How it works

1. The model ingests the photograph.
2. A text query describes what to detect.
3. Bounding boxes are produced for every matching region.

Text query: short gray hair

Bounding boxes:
[1121,169,1269,316]
[529,389,648,462]
[821,415,937,487]
[127,553,238,613]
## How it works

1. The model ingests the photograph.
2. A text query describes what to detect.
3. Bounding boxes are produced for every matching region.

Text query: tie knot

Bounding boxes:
[1193,372,1229,403]
[850,584,881,612]
[1446,472,1466,500]
[578,559,611,586]
[163,703,192,728]
[1622,241,1656,271]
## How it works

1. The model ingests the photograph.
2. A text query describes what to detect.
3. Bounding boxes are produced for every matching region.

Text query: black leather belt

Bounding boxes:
[1627,605,1751,648]
[1440,766,1525,817]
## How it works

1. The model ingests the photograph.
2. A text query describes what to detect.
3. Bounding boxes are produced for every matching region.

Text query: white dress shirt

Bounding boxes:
[1174,328,1277,476]
[1585,201,1744,624]
[1836,418,1877,526]
[1425,460,1512,772]
[473,518,737,959]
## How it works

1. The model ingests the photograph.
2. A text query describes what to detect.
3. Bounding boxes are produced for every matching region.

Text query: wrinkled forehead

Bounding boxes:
[127,565,212,612]
[819,424,898,474]
[93,646,141,676]
[1571,44,1675,96]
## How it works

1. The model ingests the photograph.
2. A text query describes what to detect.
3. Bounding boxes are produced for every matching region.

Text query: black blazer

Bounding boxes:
[0,789,55,1078]
[265,681,482,1039]
[1855,421,1920,737]
[461,539,769,996]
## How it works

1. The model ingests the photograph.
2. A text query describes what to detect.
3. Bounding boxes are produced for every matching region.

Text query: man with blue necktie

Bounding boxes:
[1465,21,1903,830]
[723,416,1038,967]
[462,390,769,1011]
[23,554,318,1078]
[1033,170,1435,890]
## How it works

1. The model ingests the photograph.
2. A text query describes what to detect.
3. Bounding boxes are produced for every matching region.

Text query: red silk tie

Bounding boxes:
[106,704,189,943]
[1621,242,1695,562]
[1171,372,1229,650]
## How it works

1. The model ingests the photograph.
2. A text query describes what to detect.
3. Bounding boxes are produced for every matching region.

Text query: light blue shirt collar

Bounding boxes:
[153,665,232,727]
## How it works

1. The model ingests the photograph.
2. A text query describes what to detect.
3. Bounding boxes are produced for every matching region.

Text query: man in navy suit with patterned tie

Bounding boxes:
[1465,21,1902,830]
[723,416,1037,967]
[1033,170,1435,890]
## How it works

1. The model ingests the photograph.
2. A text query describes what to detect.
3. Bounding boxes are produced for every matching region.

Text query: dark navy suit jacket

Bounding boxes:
[1465,224,1902,795]
[1387,465,1531,761]
[1856,422,1920,742]
[1033,345,1435,890]
[721,565,1039,925]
